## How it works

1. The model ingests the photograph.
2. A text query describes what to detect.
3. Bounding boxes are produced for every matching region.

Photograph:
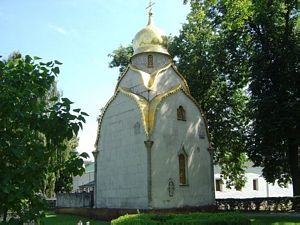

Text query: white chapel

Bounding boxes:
[94,9,215,209]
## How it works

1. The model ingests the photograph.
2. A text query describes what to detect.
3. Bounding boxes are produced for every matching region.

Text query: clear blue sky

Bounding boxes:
[0,0,190,158]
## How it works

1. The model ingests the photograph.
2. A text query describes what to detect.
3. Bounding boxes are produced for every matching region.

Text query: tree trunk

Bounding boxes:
[3,208,8,222]
[289,140,300,196]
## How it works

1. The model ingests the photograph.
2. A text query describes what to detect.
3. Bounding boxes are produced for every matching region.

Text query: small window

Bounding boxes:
[179,154,187,185]
[253,179,259,191]
[215,179,223,192]
[148,55,153,68]
[177,106,186,121]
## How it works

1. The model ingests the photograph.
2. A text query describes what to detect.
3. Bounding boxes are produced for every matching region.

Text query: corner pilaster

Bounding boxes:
[144,140,154,208]
[92,150,99,208]
[208,146,216,204]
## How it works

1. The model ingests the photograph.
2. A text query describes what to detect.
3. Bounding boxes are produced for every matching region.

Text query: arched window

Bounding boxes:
[179,153,187,185]
[148,55,153,68]
[177,105,186,121]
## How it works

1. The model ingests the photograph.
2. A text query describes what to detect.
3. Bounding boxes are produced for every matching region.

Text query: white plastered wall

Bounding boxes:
[118,54,186,101]
[151,91,215,208]
[214,166,293,198]
[96,93,148,208]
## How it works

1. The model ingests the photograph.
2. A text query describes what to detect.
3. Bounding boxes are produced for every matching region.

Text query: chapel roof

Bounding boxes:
[132,11,170,56]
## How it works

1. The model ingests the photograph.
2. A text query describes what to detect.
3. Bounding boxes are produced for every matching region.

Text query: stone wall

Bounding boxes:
[217,197,300,211]
[56,192,93,208]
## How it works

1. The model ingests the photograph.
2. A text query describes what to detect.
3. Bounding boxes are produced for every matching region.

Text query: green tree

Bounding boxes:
[108,45,133,74]
[0,54,88,223]
[170,0,252,189]
[109,0,299,195]
[246,0,300,195]
[108,2,250,188]
[183,0,299,195]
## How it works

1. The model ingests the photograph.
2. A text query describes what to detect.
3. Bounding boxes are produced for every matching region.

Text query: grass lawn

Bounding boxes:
[249,215,300,225]
[41,211,300,225]
[41,212,109,225]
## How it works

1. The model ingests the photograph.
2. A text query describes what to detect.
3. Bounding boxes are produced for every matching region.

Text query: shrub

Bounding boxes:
[111,212,251,225]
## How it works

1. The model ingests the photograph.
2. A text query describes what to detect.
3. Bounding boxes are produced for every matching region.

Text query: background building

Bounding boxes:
[72,161,94,193]
[72,162,293,199]
[214,164,293,199]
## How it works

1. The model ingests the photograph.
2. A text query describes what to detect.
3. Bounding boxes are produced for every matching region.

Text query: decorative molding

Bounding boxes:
[178,145,188,157]
[168,178,175,197]
[115,62,191,93]
[144,140,154,149]
[95,61,212,148]
[118,84,182,138]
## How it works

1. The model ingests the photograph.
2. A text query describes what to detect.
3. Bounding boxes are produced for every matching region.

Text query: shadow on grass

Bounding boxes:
[250,216,300,225]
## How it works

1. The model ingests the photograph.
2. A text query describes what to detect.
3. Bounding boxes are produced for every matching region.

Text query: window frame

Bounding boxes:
[177,105,186,121]
[147,54,154,68]
[178,146,188,186]
[215,178,223,192]
[253,179,259,191]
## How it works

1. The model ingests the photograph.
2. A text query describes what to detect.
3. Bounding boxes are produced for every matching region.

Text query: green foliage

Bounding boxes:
[246,0,300,194]
[54,151,88,193]
[169,0,252,189]
[111,212,251,225]
[0,54,88,223]
[108,0,299,193]
[108,45,133,74]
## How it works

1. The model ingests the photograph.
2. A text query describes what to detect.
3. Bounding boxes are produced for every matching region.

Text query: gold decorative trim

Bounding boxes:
[179,88,211,144]
[130,63,172,90]
[115,62,191,95]
[171,63,190,94]
[118,84,182,138]
[115,62,172,92]
[114,65,130,93]
[118,87,149,136]
[95,84,211,146]
[94,90,120,148]
[96,62,211,146]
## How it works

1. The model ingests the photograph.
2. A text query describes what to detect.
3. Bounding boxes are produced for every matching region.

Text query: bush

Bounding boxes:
[111,212,251,225]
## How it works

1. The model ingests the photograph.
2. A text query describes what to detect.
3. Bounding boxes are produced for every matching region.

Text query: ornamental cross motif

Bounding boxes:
[146,0,155,15]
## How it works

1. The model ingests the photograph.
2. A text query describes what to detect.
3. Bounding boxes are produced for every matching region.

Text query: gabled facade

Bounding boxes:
[94,12,215,209]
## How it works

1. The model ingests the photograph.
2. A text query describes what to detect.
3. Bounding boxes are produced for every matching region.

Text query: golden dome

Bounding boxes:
[132,14,169,56]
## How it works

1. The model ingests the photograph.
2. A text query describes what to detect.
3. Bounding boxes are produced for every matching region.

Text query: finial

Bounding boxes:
[146,0,155,25]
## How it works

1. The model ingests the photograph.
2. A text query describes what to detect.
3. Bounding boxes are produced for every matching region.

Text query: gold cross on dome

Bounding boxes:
[146,0,155,15]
